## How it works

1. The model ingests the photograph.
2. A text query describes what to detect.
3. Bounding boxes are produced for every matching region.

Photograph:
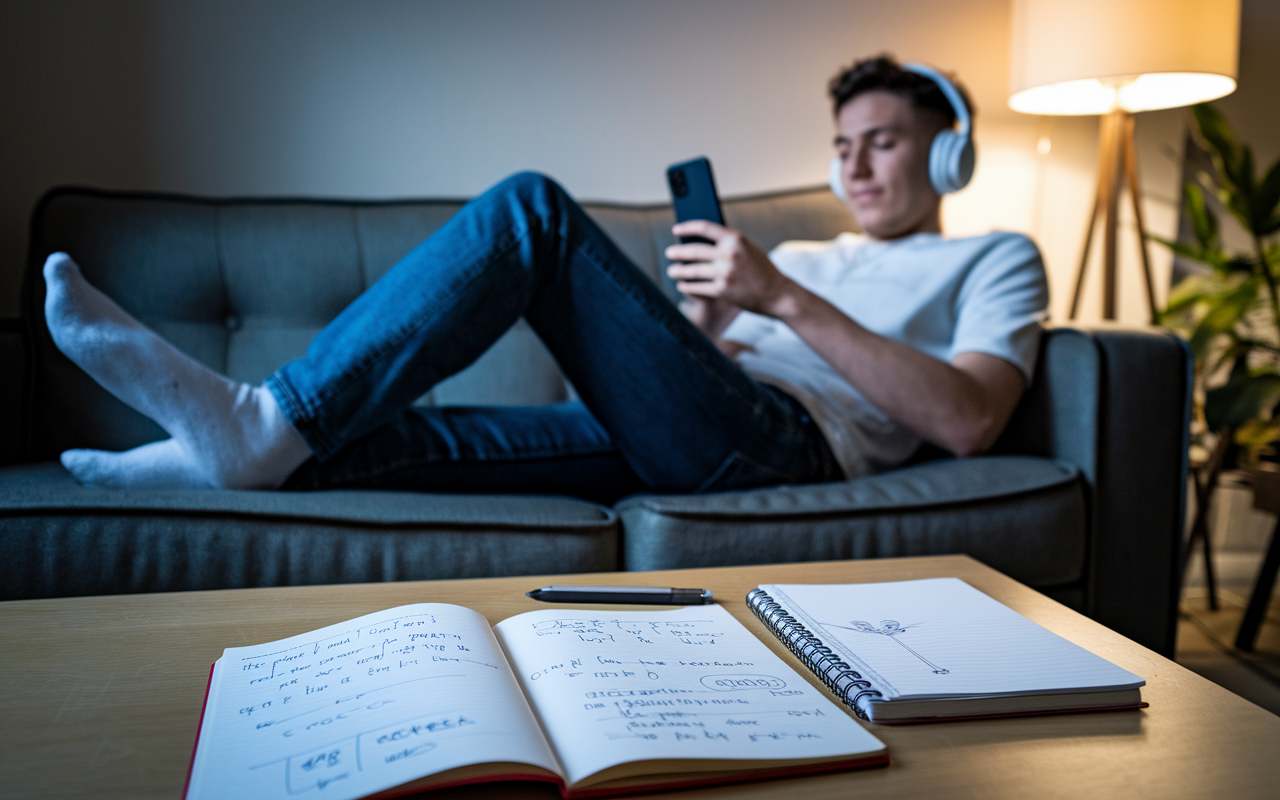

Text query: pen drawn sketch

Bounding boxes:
[823,620,949,675]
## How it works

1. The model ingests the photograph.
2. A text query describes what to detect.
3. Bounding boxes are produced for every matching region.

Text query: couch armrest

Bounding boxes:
[0,319,28,464]
[993,325,1191,656]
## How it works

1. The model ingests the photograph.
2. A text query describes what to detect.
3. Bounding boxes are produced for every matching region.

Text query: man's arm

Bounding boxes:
[666,220,1025,457]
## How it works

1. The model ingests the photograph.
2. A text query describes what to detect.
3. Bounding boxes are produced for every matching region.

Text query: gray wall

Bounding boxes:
[1,0,1276,321]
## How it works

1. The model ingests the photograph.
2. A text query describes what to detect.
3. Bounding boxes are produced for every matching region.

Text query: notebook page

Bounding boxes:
[764,580,1144,701]
[186,604,561,800]
[493,604,884,787]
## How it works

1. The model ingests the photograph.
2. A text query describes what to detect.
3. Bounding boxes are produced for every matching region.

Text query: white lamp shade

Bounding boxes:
[1009,0,1240,115]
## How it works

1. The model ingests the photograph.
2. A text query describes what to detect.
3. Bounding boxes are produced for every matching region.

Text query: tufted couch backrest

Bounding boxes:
[22,185,856,459]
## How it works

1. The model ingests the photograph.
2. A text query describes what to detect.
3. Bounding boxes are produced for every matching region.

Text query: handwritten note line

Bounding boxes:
[248,674,468,730]
[236,613,444,661]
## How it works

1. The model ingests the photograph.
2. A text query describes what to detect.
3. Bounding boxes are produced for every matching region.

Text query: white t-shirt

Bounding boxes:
[721,230,1048,478]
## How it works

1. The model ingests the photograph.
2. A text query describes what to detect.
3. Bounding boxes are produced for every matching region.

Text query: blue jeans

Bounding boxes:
[267,172,841,503]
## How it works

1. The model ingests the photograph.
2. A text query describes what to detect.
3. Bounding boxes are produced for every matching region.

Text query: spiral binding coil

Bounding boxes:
[746,588,883,720]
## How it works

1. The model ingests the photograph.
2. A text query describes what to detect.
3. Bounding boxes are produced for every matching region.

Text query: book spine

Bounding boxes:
[746,588,883,721]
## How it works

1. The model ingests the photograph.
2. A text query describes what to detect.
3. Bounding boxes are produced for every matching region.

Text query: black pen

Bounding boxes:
[526,585,714,605]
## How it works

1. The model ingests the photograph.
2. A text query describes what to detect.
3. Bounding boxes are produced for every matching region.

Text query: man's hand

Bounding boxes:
[665,221,798,318]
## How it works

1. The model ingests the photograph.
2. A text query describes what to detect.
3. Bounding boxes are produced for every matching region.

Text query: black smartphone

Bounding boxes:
[666,156,725,246]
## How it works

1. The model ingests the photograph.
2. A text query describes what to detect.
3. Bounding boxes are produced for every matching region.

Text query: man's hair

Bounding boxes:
[828,54,974,128]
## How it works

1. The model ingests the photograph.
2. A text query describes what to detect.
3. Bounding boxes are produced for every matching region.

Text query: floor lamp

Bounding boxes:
[1008,0,1240,322]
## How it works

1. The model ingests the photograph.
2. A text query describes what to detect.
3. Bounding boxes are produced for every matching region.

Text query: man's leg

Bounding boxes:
[284,402,647,504]
[43,253,311,488]
[270,172,838,494]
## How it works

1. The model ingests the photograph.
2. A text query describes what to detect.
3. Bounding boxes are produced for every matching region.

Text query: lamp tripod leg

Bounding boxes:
[1069,196,1099,320]
[1071,111,1126,320]
[1122,114,1158,324]
[1101,110,1125,320]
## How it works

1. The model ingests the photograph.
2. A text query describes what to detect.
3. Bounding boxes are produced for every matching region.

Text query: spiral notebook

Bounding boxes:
[747,579,1147,724]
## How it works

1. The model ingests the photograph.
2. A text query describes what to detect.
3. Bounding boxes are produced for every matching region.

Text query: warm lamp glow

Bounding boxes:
[1009,0,1240,116]
[1010,73,1238,116]
[1008,0,1242,323]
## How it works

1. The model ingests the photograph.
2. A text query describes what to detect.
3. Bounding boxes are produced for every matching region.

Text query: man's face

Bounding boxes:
[833,91,944,241]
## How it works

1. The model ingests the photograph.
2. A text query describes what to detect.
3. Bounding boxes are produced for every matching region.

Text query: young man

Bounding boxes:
[41,55,1046,500]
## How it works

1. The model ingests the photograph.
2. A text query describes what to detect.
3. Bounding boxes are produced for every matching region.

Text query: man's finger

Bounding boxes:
[676,279,724,297]
[671,219,730,240]
[666,263,723,280]
[664,243,719,262]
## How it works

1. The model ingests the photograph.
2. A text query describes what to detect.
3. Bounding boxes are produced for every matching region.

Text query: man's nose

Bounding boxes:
[851,146,873,179]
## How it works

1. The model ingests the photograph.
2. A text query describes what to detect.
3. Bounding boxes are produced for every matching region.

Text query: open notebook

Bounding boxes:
[748,579,1147,724]
[184,603,887,800]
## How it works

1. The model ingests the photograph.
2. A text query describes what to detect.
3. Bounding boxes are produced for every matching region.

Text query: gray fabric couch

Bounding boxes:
[0,185,1190,655]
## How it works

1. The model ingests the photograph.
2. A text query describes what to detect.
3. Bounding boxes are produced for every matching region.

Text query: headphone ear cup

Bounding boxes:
[929,130,975,194]
[829,155,847,201]
[955,137,975,190]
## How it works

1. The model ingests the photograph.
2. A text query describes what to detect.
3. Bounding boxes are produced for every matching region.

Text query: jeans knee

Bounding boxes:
[498,171,567,205]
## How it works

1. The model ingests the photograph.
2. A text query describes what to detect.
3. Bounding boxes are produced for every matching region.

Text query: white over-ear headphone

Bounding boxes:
[829,61,975,200]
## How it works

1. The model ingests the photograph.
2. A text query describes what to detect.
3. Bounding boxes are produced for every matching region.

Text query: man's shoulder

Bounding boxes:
[933,230,1039,257]
[929,231,1045,281]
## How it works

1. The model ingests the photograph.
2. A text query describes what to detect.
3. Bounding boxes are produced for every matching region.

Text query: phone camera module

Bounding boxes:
[670,169,689,198]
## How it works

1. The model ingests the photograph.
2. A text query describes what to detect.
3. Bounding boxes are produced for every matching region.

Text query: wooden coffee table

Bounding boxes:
[2,555,1279,799]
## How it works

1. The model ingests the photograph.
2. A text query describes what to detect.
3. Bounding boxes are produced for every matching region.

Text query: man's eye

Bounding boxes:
[873,137,897,149]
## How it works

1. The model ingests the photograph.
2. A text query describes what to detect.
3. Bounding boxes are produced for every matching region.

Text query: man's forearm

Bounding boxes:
[766,284,1016,456]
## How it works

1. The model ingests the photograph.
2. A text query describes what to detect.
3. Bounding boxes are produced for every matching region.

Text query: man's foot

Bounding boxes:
[60,440,208,489]
[43,252,312,489]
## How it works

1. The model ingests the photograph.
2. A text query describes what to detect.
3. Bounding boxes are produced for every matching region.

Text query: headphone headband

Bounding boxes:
[902,62,970,139]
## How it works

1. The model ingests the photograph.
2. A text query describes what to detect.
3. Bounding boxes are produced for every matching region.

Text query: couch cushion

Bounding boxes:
[0,321,25,464]
[617,455,1085,589]
[0,463,619,600]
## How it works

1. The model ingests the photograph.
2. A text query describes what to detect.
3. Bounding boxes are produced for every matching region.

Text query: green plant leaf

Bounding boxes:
[1160,288,1206,318]
[1186,277,1261,362]
[1256,157,1280,235]
[1192,103,1264,234]
[1193,104,1242,193]
[1183,181,1220,249]
[1205,370,1280,431]
[1227,255,1257,274]
[1192,104,1237,172]
[1234,418,1280,466]
[1150,234,1232,272]
[1239,145,1256,196]
[1205,338,1252,379]
[1229,145,1258,231]
[1233,338,1280,357]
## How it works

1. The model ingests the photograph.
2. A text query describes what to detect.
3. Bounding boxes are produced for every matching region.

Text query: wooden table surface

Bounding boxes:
[2,555,1279,800]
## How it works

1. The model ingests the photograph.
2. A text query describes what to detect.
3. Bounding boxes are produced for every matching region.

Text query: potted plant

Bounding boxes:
[1159,103,1280,467]
[1158,103,1280,612]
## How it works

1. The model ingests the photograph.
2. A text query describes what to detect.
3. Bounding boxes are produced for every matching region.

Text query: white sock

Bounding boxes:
[44,252,312,489]
[61,440,207,489]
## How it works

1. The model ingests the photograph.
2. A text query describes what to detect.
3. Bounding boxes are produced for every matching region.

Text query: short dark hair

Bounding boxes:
[828,54,974,127]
